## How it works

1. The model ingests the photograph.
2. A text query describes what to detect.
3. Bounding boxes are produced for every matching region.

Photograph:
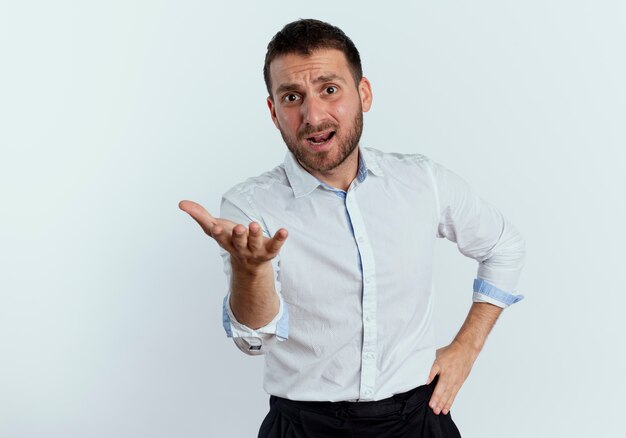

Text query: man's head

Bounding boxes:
[264,19,372,176]
[263,19,363,96]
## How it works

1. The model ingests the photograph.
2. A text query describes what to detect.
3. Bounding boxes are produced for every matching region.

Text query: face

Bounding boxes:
[267,49,372,175]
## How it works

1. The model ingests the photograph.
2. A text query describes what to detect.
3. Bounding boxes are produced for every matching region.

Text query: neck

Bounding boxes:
[301,147,360,191]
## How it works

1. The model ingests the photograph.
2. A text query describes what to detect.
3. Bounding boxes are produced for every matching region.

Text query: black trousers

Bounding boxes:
[258,376,462,438]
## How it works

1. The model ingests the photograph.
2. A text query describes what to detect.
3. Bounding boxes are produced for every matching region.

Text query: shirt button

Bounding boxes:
[358,236,365,243]
[364,389,372,396]
[365,277,371,284]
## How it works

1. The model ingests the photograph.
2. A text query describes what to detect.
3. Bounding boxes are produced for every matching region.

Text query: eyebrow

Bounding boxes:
[275,74,347,96]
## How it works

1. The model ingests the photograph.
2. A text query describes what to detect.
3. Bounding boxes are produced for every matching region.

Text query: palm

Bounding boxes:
[178,200,288,265]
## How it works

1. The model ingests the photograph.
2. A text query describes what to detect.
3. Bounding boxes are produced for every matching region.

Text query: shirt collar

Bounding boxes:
[359,146,385,178]
[284,146,385,198]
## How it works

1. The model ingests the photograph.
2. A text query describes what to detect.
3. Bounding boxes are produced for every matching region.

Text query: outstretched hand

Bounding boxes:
[178,200,288,268]
[426,340,478,416]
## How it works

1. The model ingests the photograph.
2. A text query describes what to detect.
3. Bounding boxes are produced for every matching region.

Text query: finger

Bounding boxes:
[429,373,448,414]
[248,222,264,251]
[231,224,249,251]
[265,228,288,254]
[433,374,460,415]
[178,200,217,236]
[442,390,459,415]
[437,383,456,416]
[435,379,456,415]
[211,225,236,253]
[426,362,440,385]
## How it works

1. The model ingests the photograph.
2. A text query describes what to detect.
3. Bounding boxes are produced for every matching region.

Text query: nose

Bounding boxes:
[301,95,327,127]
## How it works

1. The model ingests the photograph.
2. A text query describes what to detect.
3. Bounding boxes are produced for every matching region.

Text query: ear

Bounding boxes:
[358,77,373,113]
[267,96,280,129]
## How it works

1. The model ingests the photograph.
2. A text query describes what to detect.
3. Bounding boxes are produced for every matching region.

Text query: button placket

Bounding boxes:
[344,190,378,401]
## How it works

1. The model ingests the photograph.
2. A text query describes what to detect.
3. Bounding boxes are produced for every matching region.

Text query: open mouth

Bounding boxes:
[306,131,336,146]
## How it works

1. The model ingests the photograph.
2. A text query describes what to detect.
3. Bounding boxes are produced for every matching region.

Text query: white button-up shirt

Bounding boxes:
[220,146,525,402]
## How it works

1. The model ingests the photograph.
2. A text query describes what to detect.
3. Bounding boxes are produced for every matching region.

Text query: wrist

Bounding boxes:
[230,257,272,276]
[451,338,482,358]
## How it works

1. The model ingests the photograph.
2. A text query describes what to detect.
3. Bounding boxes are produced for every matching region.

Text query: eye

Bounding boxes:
[325,86,338,95]
[282,93,300,103]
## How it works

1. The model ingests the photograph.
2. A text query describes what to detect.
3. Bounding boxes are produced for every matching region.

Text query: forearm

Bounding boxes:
[229,258,279,329]
[428,302,503,414]
[452,302,503,356]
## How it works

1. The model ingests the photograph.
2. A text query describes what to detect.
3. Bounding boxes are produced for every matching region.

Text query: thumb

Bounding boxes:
[426,361,440,385]
[179,200,217,236]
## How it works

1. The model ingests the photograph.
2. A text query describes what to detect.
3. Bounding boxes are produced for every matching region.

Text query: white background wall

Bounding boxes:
[1,1,624,437]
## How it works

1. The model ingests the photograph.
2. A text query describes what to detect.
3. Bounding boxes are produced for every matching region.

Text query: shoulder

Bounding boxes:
[362,146,434,173]
[222,162,288,201]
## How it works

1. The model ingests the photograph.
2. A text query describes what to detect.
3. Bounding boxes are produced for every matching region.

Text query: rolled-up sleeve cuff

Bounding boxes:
[221,293,289,355]
[222,293,289,339]
[473,278,524,308]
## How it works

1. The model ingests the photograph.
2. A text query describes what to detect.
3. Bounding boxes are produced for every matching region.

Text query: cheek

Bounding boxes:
[335,101,357,121]
[335,103,349,118]
[278,111,297,128]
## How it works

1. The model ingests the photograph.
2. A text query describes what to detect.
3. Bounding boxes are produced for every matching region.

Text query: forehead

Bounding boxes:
[269,49,352,92]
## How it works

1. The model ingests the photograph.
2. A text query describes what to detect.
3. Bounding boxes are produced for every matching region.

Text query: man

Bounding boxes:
[180,18,525,438]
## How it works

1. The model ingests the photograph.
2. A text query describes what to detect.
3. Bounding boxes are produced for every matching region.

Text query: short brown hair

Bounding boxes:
[263,19,363,98]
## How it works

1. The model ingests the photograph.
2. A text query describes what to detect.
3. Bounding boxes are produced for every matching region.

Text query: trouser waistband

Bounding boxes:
[271,377,437,420]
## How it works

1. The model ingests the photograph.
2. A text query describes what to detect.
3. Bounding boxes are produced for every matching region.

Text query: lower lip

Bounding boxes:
[306,134,334,152]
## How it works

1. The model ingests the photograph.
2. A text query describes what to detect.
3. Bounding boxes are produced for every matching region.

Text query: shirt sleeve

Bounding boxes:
[427,160,526,308]
[219,191,289,355]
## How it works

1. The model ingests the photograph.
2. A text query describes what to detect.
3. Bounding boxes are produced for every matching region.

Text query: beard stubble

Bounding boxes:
[278,109,364,174]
